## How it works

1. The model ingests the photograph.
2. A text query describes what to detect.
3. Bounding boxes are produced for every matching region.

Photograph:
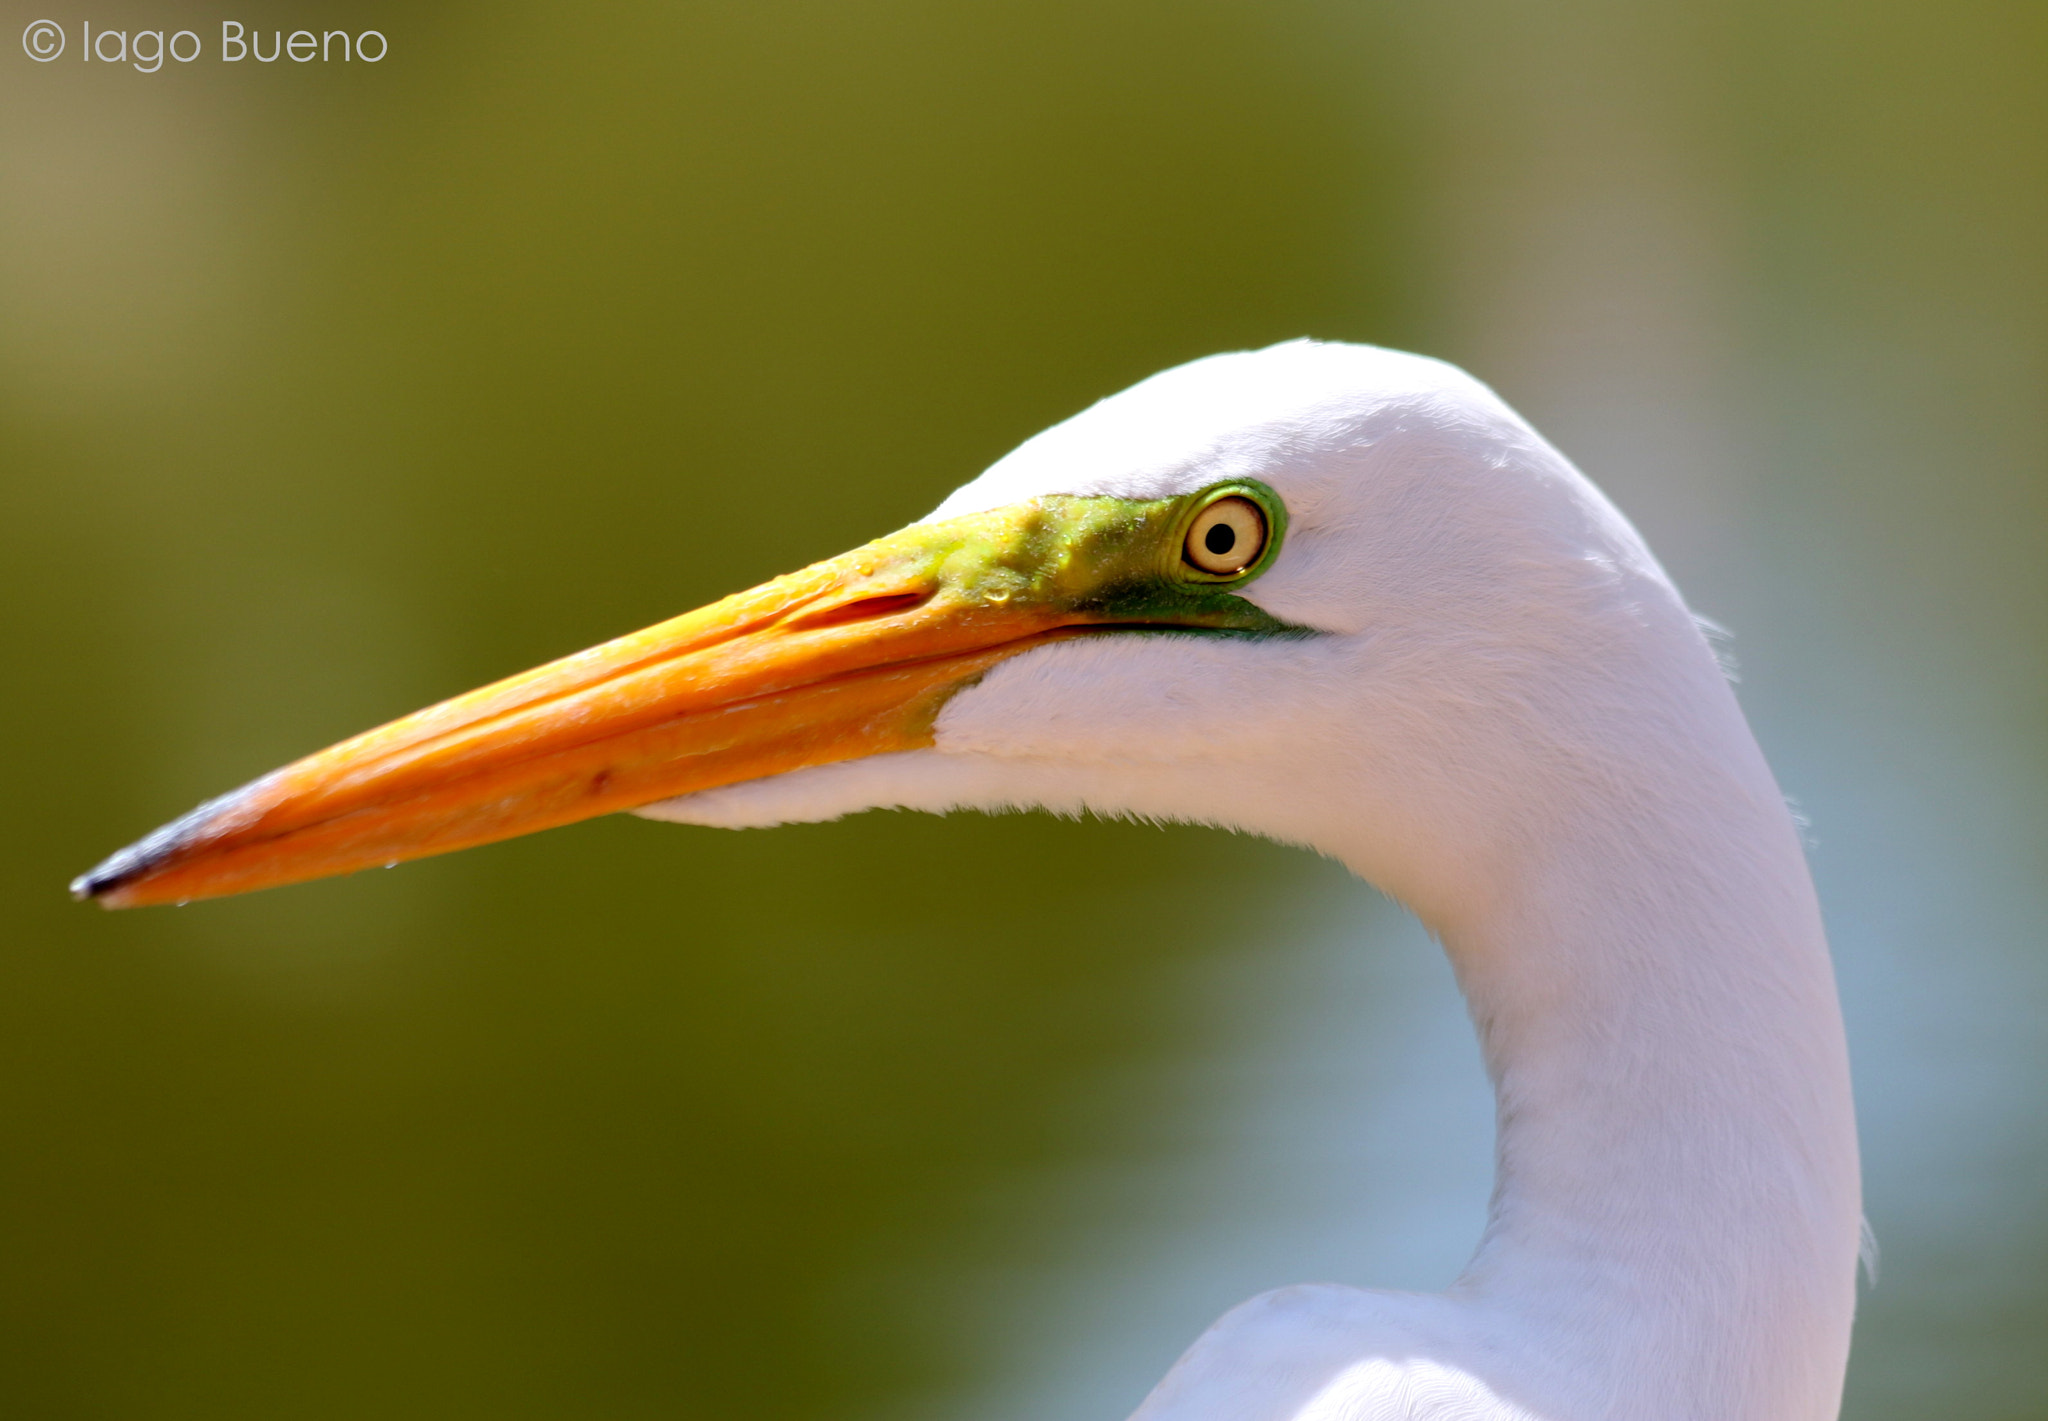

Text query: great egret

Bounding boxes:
[74,340,1860,1421]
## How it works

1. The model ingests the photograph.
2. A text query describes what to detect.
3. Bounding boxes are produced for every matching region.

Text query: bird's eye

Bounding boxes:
[1183,497,1266,576]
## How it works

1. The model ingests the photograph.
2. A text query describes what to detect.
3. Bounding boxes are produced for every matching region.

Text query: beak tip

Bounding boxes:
[69,778,278,911]
[70,854,144,908]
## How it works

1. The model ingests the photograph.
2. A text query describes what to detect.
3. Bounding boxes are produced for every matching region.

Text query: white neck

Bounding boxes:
[1382,679,1861,1419]
[1117,636,1861,1421]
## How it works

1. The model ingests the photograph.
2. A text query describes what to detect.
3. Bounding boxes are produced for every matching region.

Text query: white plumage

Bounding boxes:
[79,339,1860,1421]
[647,341,1863,1421]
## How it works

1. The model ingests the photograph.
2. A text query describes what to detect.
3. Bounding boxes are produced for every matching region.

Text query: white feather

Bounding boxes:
[641,341,1860,1421]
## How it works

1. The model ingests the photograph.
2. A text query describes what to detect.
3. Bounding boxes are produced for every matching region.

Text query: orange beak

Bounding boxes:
[74,489,1293,908]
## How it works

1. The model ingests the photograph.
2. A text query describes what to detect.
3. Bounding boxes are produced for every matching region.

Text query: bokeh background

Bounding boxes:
[2,2,2042,1417]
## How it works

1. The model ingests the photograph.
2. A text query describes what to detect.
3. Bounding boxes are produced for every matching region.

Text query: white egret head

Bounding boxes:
[658,339,1717,931]
[74,339,1708,926]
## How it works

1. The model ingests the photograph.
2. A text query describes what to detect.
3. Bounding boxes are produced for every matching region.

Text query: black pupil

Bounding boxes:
[1204,521,1237,556]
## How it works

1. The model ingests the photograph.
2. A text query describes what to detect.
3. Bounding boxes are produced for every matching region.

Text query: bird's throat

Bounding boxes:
[1425,744,1861,1421]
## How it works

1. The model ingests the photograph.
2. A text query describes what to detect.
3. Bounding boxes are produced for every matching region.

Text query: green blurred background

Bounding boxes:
[1,2,2041,1417]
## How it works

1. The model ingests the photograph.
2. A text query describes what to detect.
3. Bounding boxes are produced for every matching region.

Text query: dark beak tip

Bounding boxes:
[70,854,140,907]
[69,778,276,911]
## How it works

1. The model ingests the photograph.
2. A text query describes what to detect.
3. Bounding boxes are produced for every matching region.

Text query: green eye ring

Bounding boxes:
[1170,481,1288,585]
